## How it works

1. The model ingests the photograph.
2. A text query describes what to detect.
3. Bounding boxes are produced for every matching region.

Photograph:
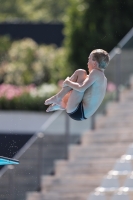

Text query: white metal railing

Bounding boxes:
[118,27,133,48]
[109,27,133,59]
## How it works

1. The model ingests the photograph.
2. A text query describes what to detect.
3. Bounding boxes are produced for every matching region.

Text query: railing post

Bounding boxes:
[37,132,44,191]
[114,47,122,101]
[65,113,70,159]
[8,165,14,200]
[90,113,95,130]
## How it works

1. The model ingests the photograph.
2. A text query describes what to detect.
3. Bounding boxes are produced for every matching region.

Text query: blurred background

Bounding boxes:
[0,0,133,200]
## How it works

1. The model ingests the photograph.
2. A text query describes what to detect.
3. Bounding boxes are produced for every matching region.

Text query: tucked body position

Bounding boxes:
[45,49,110,121]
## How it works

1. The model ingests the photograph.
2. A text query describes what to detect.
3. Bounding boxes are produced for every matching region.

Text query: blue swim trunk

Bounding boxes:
[67,101,87,121]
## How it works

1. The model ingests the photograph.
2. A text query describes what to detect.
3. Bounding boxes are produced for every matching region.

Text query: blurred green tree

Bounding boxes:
[0,35,11,60]
[0,38,71,85]
[64,0,133,71]
[0,0,70,22]
[0,0,24,21]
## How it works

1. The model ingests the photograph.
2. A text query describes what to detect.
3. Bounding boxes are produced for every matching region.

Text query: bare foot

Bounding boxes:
[46,104,65,112]
[44,95,61,106]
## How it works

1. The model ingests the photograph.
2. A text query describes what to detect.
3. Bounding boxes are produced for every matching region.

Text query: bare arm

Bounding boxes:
[63,71,97,92]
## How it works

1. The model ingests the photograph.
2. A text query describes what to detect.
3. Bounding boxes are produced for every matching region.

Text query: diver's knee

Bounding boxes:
[76,69,87,77]
[76,69,87,74]
[75,69,87,82]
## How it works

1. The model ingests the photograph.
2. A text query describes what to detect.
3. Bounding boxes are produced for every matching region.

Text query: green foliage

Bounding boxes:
[0,0,24,21]
[0,83,59,111]
[0,37,71,85]
[0,94,46,111]
[0,0,70,22]
[0,35,11,64]
[64,0,133,71]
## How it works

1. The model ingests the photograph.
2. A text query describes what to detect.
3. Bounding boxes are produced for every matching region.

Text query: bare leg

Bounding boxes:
[46,104,65,112]
[44,70,79,106]
[45,86,71,106]
[46,69,87,112]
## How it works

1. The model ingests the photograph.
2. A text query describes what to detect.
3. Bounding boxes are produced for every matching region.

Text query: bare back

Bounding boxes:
[83,69,107,118]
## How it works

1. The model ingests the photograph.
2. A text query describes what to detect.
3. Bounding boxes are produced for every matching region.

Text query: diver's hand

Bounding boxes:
[63,77,70,87]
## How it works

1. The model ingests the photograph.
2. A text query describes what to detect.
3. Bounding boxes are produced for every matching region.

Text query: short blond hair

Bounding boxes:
[91,49,110,69]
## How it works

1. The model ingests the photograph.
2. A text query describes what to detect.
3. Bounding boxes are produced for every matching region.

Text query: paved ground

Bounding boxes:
[0,111,91,135]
